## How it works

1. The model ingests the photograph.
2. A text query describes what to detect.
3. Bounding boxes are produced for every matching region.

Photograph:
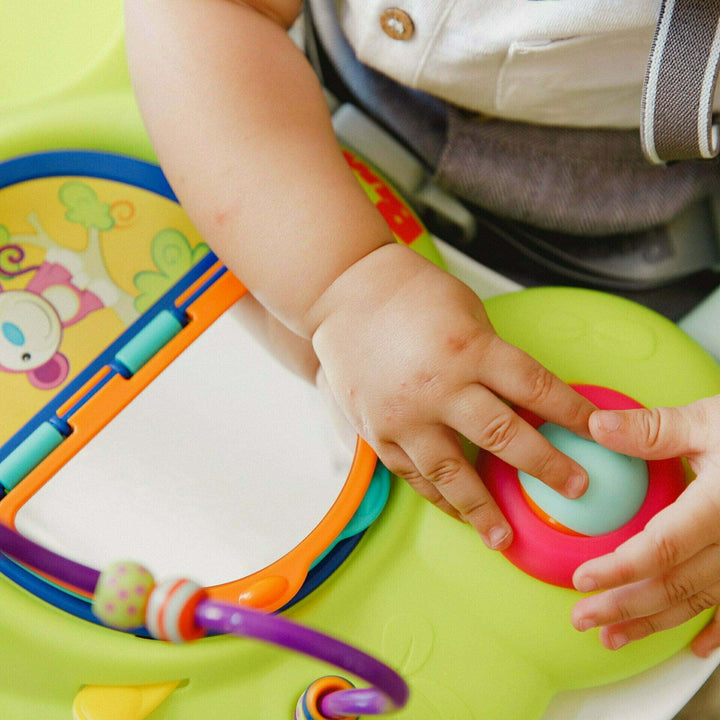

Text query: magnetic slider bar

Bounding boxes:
[113,308,188,377]
[0,258,229,494]
[0,308,188,493]
[0,522,409,718]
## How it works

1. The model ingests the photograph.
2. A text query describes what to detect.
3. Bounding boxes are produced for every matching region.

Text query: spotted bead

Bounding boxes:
[145,577,207,643]
[92,561,155,630]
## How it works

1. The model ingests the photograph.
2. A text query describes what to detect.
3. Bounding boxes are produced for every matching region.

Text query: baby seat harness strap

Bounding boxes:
[305,1,720,308]
[642,0,720,164]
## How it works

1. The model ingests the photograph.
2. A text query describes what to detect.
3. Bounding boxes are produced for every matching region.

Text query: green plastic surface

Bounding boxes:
[1,289,719,720]
[0,1,154,165]
[3,2,720,718]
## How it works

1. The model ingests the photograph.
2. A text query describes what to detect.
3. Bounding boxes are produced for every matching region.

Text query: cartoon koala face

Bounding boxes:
[0,289,68,388]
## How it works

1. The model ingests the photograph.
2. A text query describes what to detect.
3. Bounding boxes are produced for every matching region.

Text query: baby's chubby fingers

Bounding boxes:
[446,384,590,499]
[480,335,596,440]
[384,427,513,550]
[376,440,463,522]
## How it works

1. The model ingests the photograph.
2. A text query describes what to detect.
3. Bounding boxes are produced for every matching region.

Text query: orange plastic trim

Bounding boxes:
[56,366,114,419]
[173,258,226,309]
[519,486,585,537]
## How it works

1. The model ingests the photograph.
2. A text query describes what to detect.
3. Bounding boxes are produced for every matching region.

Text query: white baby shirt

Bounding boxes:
[338,0,718,129]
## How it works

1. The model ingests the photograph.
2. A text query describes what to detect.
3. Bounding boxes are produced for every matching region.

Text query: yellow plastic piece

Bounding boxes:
[72,681,180,720]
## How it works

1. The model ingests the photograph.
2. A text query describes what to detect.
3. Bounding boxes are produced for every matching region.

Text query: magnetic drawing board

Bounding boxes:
[13,300,355,587]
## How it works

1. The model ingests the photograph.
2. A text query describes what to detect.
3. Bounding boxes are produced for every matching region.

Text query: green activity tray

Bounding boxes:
[3,2,720,719]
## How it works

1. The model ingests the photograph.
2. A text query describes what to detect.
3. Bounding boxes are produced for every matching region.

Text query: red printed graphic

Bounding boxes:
[343,150,423,245]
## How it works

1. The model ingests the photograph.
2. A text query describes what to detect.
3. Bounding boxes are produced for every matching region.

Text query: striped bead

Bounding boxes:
[145,577,207,643]
[295,676,356,720]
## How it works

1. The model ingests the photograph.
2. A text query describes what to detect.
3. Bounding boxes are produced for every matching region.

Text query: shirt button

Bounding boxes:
[380,8,415,41]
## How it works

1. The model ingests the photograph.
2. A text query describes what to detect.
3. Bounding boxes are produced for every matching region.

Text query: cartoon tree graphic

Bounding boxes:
[57,181,139,325]
[59,181,115,231]
[133,229,209,313]
[1,180,209,325]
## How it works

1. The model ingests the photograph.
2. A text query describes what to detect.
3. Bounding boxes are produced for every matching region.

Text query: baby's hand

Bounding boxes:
[572,395,720,657]
[309,244,595,550]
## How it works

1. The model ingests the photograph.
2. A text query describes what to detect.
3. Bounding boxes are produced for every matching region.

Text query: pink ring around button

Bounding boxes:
[478,385,687,588]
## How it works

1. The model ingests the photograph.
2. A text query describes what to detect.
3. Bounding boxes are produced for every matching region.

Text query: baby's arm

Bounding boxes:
[124,0,391,335]
[124,0,595,549]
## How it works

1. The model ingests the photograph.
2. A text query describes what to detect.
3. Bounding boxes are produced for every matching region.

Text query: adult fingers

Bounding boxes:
[589,402,708,460]
[593,579,720,651]
[572,544,720,631]
[398,427,513,549]
[480,335,595,439]
[691,611,720,658]
[446,384,589,499]
[573,480,720,592]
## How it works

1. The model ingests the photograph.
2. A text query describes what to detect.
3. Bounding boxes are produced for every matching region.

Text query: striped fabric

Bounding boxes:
[642,0,720,164]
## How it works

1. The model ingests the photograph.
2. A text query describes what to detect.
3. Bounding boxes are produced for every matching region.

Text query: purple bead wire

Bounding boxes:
[197,599,409,715]
[0,523,99,593]
[322,687,392,717]
[0,523,409,716]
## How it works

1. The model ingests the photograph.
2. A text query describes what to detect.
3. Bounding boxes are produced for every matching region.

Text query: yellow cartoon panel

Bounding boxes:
[0,175,208,446]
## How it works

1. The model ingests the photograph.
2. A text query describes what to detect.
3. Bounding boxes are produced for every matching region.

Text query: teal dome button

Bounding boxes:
[519,423,649,536]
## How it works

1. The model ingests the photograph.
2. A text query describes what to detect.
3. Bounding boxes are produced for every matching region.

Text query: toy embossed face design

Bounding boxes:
[0,289,66,386]
[0,242,130,389]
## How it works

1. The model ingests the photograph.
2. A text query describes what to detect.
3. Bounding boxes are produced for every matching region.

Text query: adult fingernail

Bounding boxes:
[609,633,628,650]
[596,411,621,432]
[574,574,598,593]
[488,526,512,549]
[575,618,597,632]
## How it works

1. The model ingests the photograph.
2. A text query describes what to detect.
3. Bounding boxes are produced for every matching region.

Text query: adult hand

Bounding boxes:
[310,243,595,551]
[571,395,720,657]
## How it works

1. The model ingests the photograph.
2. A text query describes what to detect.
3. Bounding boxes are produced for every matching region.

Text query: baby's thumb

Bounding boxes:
[588,405,695,460]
